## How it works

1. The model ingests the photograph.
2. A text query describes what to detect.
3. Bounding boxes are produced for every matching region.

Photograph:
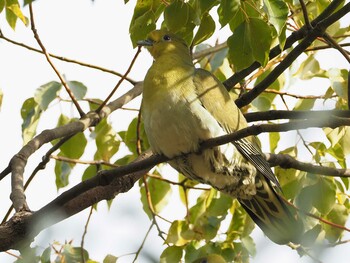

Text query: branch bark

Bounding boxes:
[2,114,350,251]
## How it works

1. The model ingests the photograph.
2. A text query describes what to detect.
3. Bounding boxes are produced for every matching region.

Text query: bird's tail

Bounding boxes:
[239,174,304,244]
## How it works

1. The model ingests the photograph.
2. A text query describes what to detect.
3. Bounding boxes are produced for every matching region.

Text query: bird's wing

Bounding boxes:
[193,68,280,189]
[233,138,280,189]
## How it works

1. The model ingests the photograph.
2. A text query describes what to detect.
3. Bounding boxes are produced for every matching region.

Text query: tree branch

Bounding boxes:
[244,110,350,122]
[223,0,345,90]
[1,83,143,213]
[29,4,84,117]
[2,113,350,251]
[266,153,350,177]
[96,46,142,112]
[225,0,349,107]
[0,33,136,85]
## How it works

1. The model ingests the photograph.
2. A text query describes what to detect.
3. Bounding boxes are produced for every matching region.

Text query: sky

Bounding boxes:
[0,0,349,262]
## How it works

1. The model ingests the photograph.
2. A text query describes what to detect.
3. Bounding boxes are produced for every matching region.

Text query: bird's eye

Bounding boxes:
[163,35,171,41]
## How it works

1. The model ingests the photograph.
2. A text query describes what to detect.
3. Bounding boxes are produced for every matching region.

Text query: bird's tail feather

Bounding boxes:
[239,175,304,244]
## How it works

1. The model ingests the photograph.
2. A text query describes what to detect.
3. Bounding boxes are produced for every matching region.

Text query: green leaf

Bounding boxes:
[263,0,288,35]
[123,117,149,155]
[21,97,41,144]
[164,0,190,33]
[198,0,219,15]
[94,118,120,161]
[241,236,256,256]
[67,81,87,100]
[0,0,5,13]
[5,0,28,29]
[166,220,190,246]
[248,18,273,67]
[55,114,87,159]
[324,204,349,243]
[252,95,271,111]
[293,98,316,111]
[34,81,62,111]
[252,68,283,110]
[210,48,228,72]
[129,0,163,47]
[276,167,303,199]
[40,247,52,263]
[160,246,183,263]
[206,192,233,217]
[103,254,118,263]
[88,98,103,111]
[227,201,254,241]
[296,177,336,215]
[192,13,215,46]
[301,224,323,247]
[269,132,280,153]
[228,18,272,70]
[192,254,227,263]
[55,159,73,189]
[314,178,336,214]
[217,0,240,27]
[23,0,34,5]
[294,55,326,80]
[82,165,97,181]
[327,68,348,100]
[140,175,172,218]
[62,244,89,263]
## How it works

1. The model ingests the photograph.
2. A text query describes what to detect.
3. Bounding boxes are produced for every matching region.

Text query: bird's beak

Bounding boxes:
[137,39,154,47]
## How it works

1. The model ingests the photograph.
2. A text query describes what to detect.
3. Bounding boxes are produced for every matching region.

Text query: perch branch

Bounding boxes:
[2,114,350,251]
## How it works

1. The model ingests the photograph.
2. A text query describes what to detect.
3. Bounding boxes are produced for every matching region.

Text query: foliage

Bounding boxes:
[0,0,350,262]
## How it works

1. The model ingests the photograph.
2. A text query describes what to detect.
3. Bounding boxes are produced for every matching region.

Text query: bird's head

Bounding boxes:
[137,29,190,60]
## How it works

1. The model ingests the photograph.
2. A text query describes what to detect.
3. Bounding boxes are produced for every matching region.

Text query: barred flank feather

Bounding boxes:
[239,175,303,244]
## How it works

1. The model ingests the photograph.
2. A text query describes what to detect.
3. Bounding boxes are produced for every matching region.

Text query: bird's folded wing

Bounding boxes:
[193,68,281,189]
[233,138,281,190]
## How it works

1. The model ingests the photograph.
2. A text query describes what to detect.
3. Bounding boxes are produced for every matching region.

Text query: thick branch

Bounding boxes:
[244,110,350,122]
[1,84,142,212]
[266,153,350,177]
[9,114,96,212]
[2,114,350,251]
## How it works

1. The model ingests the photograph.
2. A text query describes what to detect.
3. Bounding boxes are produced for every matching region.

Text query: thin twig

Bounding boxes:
[0,34,136,85]
[28,4,84,117]
[192,42,227,61]
[50,155,118,167]
[81,206,94,263]
[283,196,350,233]
[306,42,350,52]
[96,46,142,113]
[299,0,312,30]
[147,173,210,191]
[323,32,350,63]
[132,222,154,263]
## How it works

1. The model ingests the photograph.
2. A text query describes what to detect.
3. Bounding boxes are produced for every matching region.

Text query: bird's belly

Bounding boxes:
[143,99,208,157]
[142,93,257,199]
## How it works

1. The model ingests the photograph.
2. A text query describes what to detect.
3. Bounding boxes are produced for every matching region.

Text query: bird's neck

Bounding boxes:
[153,51,194,70]
[143,51,195,101]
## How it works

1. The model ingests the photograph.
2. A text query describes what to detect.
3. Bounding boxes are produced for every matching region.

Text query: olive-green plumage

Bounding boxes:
[138,30,304,244]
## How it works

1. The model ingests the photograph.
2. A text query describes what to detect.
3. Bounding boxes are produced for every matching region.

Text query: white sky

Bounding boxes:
[0,0,349,262]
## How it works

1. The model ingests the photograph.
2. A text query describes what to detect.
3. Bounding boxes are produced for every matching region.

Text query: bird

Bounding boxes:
[138,29,304,245]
